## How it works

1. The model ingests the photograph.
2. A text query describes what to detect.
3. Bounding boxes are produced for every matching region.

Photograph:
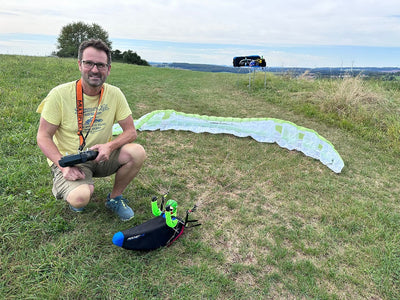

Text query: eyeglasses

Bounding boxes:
[81,60,109,70]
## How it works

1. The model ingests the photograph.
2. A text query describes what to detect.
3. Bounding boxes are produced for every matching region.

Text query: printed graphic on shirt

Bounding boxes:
[82,104,110,133]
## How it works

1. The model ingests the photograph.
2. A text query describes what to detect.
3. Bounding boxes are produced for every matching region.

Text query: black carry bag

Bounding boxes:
[233,55,266,67]
[112,214,185,251]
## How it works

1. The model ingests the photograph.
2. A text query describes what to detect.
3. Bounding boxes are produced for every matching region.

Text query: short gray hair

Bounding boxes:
[78,39,111,65]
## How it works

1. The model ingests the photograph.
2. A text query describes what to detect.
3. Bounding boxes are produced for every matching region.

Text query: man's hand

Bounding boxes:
[90,143,113,163]
[87,115,138,164]
[61,166,86,181]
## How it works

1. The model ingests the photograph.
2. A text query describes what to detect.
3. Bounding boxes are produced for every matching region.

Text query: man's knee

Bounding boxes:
[119,143,146,166]
[66,184,94,208]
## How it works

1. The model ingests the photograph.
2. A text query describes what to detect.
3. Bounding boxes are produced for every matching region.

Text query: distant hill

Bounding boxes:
[151,62,400,78]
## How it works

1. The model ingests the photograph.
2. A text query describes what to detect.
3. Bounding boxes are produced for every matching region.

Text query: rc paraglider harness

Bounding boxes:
[112,192,200,251]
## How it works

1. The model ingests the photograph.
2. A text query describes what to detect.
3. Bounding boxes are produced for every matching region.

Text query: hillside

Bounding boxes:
[1,55,400,299]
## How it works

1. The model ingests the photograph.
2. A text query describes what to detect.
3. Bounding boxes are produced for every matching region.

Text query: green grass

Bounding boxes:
[1,55,400,299]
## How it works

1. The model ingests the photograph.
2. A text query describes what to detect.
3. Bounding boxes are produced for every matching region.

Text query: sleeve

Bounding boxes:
[114,88,132,122]
[36,88,62,126]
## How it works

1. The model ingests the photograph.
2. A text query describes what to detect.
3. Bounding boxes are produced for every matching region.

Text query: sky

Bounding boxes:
[1,0,400,67]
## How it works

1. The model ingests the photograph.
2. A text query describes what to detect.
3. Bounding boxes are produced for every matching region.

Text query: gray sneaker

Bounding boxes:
[69,204,85,213]
[105,194,134,221]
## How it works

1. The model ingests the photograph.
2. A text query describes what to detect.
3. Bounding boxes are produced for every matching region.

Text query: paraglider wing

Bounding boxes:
[113,110,344,173]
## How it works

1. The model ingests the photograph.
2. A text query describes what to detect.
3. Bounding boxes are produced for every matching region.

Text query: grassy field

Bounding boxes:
[1,55,400,299]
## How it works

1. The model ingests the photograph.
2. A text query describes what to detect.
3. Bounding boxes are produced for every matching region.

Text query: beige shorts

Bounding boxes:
[51,148,122,200]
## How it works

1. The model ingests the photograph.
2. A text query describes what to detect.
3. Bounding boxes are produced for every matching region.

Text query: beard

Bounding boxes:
[83,71,106,88]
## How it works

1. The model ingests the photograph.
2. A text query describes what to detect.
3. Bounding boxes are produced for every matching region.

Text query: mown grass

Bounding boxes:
[1,55,400,299]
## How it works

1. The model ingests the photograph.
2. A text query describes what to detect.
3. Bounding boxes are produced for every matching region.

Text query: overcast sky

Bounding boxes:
[1,0,400,67]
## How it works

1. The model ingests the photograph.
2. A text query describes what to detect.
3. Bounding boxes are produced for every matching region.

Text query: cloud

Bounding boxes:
[0,10,19,16]
[1,1,400,66]
[2,0,400,47]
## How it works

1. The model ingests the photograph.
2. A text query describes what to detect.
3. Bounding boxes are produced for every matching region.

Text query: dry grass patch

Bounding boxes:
[316,76,387,119]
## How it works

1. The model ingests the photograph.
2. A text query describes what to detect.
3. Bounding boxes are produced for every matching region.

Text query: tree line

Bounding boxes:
[111,49,149,66]
[54,22,149,66]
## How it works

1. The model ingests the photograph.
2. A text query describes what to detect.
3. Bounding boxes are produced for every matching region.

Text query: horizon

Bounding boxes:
[1,33,400,68]
[1,1,400,68]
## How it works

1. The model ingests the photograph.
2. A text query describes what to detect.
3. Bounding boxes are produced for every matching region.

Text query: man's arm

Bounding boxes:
[37,117,63,166]
[37,117,85,180]
[90,115,137,162]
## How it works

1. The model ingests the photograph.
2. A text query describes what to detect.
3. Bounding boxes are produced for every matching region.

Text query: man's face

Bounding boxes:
[79,47,111,88]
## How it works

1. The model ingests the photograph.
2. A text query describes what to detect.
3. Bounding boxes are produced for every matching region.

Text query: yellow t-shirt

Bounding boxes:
[37,81,132,163]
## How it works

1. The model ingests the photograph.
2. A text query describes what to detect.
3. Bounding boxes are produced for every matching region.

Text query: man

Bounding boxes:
[37,39,146,221]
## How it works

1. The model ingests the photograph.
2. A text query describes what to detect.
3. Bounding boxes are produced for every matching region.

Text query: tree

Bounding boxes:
[111,49,124,61]
[55,22,112,58]
[122,50,150,66]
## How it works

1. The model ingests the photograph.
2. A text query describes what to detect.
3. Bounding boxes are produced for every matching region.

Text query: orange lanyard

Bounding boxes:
[76,79,104,151]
